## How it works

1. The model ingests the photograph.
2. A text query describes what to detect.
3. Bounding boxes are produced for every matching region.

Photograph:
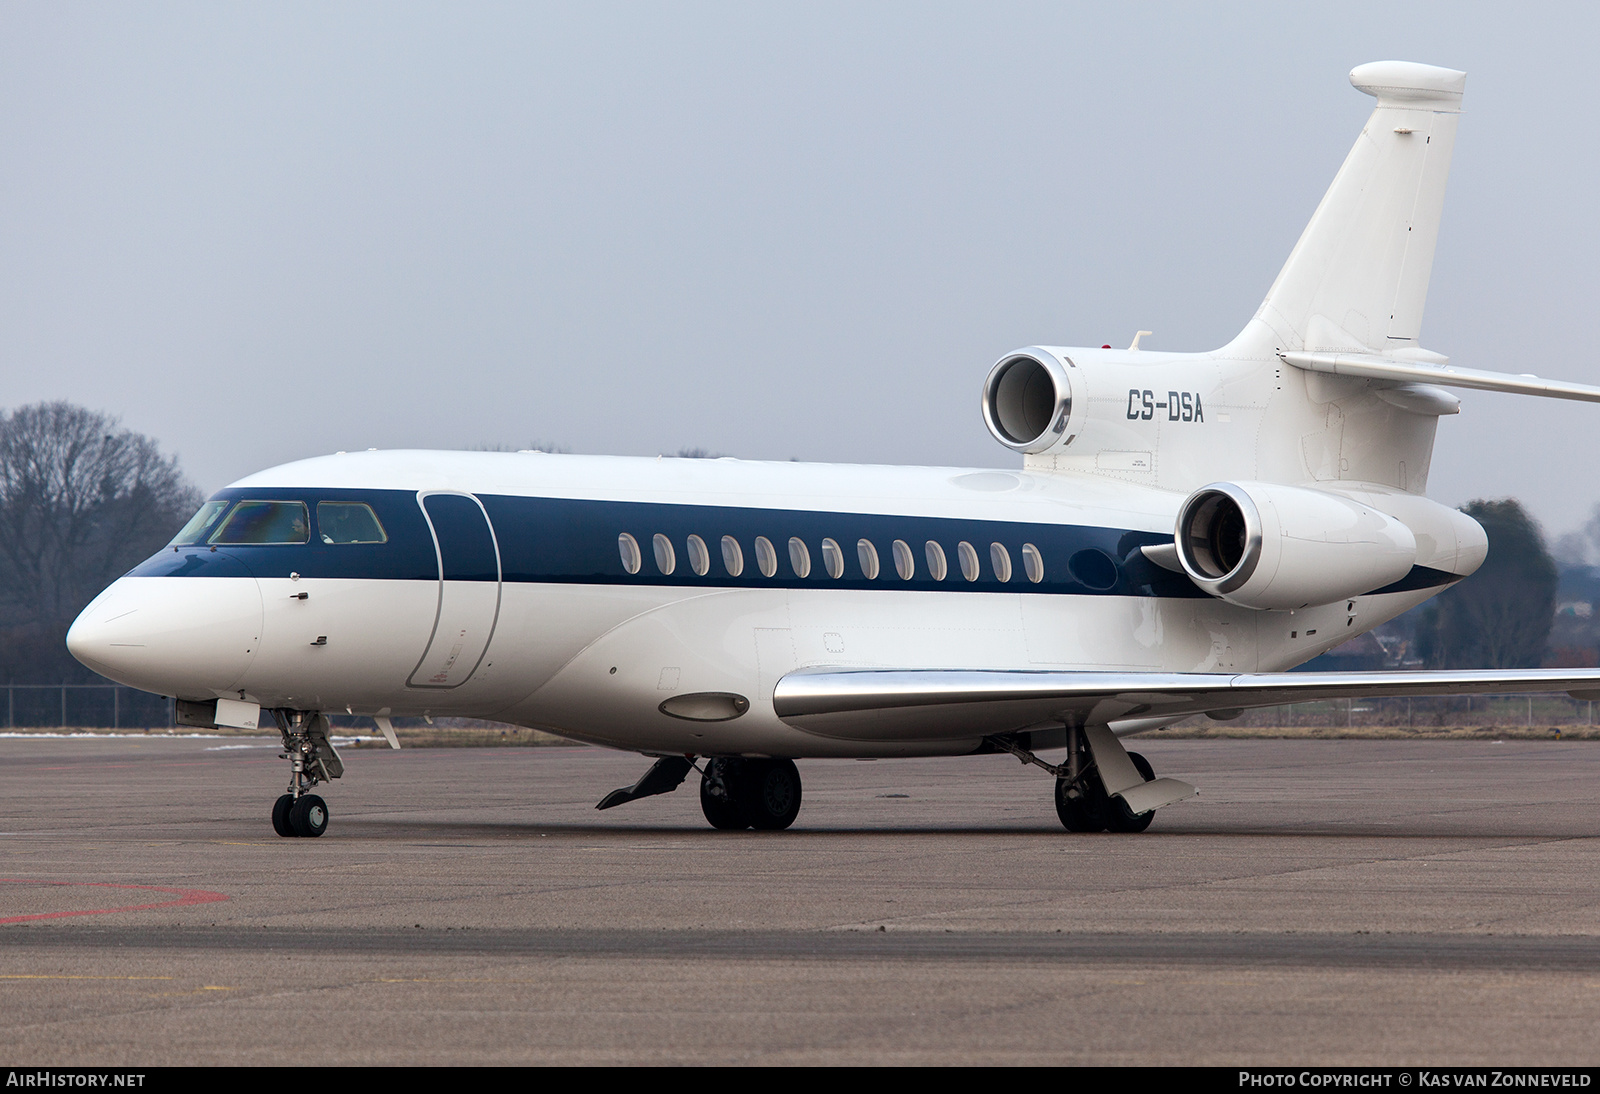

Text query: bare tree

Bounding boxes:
[0,402,201,681]
[1416,499,1557,669]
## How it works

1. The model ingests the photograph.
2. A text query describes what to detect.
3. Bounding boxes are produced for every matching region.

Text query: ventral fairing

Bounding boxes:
[68,62,1600,837]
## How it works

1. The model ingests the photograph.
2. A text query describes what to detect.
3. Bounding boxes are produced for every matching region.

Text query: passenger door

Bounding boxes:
[408,492,502,689]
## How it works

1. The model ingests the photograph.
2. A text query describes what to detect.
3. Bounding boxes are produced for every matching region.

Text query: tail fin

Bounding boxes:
[1245,61,1465,355]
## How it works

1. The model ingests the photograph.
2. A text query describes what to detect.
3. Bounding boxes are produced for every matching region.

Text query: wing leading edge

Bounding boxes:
[773,667,1600,742]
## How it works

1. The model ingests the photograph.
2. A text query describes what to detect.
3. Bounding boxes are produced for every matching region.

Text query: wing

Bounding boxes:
[773,667,1600,741]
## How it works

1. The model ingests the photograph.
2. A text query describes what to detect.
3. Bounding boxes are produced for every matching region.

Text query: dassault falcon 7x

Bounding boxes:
[68,61,1600,838]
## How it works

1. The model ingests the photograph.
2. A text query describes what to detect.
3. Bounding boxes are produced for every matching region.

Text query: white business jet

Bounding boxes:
[66,61,1600,838]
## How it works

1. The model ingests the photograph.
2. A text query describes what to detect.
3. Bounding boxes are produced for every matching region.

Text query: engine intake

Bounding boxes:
[982,349,1074,453]
[1175,481,1417,610]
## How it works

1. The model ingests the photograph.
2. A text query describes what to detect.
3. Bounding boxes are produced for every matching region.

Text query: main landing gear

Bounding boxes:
[1055,749,1156,834]
[699,758,802,831]
[595,755,804,830]
[270,711,343,838]
[988,724,1196,833]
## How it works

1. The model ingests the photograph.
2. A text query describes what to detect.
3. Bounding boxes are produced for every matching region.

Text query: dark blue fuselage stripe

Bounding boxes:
[129,487,1208,599]
[127,487,1455,602]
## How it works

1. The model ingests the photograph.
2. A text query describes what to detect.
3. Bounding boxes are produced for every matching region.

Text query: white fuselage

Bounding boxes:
[66,444,1459,759]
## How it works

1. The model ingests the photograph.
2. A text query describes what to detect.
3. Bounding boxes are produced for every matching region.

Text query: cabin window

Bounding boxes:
[169,500,231,546]
[1022,542,1045,583]
[788,537,812,578]
[821,538,845,579]
[857,539,880,580]
[618,533,642,575]
[892,539,915,580]
[210,501,310,545]
[925,541,948,581]
[990,543,1013,582]
[652,533,676,575]
[721,535,744,577]
[957,541,980,582]
[686,534,710,576]
[317,502,387,544]
[755,536,778,577]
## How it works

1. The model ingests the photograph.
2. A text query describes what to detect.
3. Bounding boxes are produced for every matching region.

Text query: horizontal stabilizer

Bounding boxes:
[774,667,1600,742]
[1282,351,1600,404]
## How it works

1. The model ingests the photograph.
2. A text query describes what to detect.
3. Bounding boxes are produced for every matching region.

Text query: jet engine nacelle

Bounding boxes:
[981,348,1077,453]
[1174,481,1418,611]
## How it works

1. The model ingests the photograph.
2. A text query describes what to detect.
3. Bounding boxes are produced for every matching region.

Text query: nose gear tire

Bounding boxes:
[271,794,295,837]
[288,794,329,838]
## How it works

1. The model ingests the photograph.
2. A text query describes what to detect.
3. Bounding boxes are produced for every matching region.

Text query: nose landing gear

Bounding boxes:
[270,711,342,838]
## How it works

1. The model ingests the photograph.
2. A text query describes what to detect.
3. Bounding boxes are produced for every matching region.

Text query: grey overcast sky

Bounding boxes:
[2,2,1597,537]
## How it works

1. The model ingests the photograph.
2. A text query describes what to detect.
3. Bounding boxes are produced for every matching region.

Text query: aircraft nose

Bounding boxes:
[68,571,264,697]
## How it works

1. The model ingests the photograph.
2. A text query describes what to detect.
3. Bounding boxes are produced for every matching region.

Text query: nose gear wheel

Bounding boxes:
[270,710,342,837]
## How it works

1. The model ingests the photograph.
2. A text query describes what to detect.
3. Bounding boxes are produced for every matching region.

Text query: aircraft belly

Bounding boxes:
[511,587,1285,755]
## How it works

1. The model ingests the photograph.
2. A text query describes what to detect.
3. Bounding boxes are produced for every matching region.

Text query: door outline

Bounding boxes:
[407,490,503,689]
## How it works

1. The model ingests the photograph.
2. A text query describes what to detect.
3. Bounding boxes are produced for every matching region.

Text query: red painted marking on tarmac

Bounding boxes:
[0,879,229,924]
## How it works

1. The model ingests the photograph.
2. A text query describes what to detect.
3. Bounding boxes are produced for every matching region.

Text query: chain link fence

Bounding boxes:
[2,685,174,730]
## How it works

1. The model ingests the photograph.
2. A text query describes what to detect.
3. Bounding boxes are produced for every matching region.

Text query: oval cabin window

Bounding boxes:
[892,539,914,580]
[652,533,676,575]
[721,535,744,577]
[686,534,710,576]
[957,541,980,582]
[755,536,778,577]
[925,541,948,581]
[618,533,642,575]
[821,538,845,579]
[857,539,880,580]
[788,537,812,578]
[990,543,1013,583]
[1022,542,1045,583]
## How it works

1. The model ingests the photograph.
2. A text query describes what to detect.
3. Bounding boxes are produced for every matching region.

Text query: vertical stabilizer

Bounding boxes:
[1248,61,1465,354]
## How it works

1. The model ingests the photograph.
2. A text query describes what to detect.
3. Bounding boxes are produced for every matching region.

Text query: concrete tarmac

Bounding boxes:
[1,735,1598,1065]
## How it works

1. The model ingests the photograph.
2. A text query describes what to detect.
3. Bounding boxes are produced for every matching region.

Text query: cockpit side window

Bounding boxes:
[169,500,232,546]
[316,502,388,544]
[210,501,311,545]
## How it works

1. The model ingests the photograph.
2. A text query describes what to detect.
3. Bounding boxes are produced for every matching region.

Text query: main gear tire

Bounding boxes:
[700,760,748,830]
[1055,776,1104,831]
[742,759,802,831]
[1104,751,1157,834]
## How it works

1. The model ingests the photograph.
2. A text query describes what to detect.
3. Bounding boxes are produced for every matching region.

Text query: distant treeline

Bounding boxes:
[0,402,200,684]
